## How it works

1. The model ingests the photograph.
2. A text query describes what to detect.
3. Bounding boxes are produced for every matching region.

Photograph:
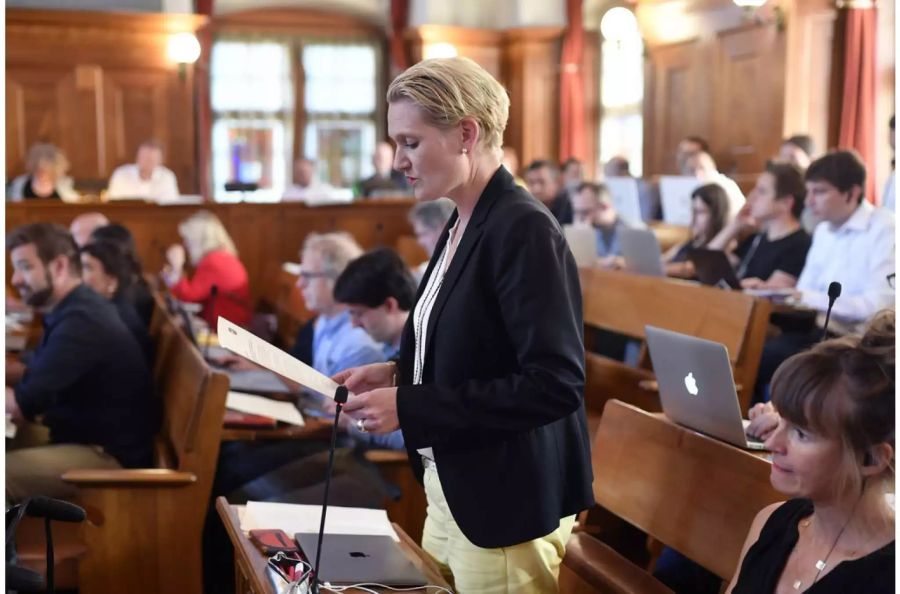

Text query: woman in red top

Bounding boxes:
[162,210,252,327]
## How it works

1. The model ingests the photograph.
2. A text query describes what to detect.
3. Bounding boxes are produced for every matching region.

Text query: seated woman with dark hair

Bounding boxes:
[730,310,895,593]
[80,240,154,362]
[663,183,730,279]
[90,223,155,326]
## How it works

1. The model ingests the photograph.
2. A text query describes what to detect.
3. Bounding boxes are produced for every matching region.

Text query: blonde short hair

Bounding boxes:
[26,143,69,178]
[387,57,509,151]
[302,232,363,275]
[179,210,238,264]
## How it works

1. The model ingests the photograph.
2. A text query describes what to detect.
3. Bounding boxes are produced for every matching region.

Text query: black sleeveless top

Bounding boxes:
[22,176,61,200]
[733,498,895,593]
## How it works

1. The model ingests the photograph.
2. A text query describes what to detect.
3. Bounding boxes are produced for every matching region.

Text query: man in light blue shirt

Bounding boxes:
[295,232,385,378]
[572,181,635,259]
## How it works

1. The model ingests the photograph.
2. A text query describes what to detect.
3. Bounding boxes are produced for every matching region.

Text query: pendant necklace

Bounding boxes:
[792,496,862,591]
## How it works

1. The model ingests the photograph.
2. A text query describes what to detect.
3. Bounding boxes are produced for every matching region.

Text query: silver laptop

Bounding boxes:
[620,228,664,277]
[644,325,766,451]
[563,224,598,268]
[294,533,428,587]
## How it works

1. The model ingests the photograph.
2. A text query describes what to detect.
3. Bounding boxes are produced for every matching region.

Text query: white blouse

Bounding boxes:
[411,217,462,461]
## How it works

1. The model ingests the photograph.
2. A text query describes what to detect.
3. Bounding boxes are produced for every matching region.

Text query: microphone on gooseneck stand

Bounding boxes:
[6,564,45,591]
[25,496,87,523]
[820,282,842,341]
[310,384,350,594]
[5,497,86,594]
[204,285,219,360]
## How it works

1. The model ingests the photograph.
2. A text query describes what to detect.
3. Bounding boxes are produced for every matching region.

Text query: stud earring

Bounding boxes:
[462,148,468,154]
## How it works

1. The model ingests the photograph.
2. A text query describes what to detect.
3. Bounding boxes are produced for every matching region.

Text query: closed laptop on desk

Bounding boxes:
[295,533,428,587]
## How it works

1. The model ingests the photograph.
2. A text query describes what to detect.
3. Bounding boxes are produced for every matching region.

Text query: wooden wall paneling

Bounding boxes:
[211,8,383,39]
[646,39,706,175]
[5,68,71,174]
[501,28,565,168]
[636,0,824,186]
[404,26,504,79]
[6,9,206,193]
[712,24,786,178]
[781,0,837,156]
[103,70,170,176]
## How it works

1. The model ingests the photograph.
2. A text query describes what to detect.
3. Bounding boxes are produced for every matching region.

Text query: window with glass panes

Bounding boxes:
[210,37,380,201]
[598,7,644,176]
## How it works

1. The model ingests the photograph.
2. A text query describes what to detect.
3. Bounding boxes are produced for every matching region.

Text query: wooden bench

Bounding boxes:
[16,299,230,594]
[580,267,770,415]
[255,261,312,349]
[395,234,428,269]
[560,399,782,592]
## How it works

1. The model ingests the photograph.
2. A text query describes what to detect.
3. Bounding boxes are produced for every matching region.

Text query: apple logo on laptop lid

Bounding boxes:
[684,372,699,396]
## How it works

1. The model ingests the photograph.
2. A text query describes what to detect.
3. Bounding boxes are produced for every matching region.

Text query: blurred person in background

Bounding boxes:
[161,210,252,327]
[8,143,77,201]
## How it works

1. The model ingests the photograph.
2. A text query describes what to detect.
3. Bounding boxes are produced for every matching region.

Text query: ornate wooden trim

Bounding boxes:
[6,8,207,33]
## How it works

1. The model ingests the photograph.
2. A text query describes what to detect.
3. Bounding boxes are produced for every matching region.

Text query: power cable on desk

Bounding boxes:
[322,583,453,594]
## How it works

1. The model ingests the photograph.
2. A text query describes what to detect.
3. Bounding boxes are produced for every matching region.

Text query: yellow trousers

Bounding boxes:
[421,461,575,594]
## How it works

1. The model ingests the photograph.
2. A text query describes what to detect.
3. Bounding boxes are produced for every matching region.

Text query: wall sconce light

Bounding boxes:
[423,43,458,60]
[167,32,201,78]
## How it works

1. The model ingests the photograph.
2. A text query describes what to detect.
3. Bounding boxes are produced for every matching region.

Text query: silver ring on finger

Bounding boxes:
[357,418,367,433]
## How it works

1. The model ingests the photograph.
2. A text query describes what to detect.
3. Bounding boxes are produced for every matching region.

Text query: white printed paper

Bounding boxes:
[242,501,399,541]
[226,391,306,427]
[217,317,343,400]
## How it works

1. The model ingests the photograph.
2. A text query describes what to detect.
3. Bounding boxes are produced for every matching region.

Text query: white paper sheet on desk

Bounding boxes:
[6,316,24,331]
[6,333,27,352]
[226,391,306,427]
[217,317,343,400]
[242,501,399,541]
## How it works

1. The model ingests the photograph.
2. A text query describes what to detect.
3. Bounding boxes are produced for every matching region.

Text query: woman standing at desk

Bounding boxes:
[338,57,594,593]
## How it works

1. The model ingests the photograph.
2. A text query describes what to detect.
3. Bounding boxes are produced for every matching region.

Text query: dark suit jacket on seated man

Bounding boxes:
[6,223,159,504]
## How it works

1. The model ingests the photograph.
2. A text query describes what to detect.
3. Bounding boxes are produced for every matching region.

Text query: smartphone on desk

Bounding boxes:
[249,529,301,556]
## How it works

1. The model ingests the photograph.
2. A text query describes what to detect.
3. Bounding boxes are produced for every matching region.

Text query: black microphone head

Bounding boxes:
[25,496,86,523]
[6,565,45,591]
[828,282,842,300]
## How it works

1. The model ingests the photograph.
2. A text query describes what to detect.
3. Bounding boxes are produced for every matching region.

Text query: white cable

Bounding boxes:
[321,583,453,594]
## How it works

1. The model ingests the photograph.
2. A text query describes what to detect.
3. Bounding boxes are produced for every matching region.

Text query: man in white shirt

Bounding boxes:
[753,150,895,403]
[106,141,179,201]
[282,157,335,201]
[797,151,895,323]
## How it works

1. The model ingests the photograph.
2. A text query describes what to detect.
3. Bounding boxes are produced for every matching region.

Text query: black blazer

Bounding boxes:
[396,166,595,549]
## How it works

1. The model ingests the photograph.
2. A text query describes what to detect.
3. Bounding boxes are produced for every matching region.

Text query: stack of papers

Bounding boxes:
[226,391,305,427]
[241,501,398,541]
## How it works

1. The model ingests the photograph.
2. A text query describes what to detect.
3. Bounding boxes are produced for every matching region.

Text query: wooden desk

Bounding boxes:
[216,498,449,594]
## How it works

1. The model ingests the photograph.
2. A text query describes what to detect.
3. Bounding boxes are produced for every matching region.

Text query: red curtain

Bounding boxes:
[559,0,586,162]
[390,0,410,75]
[837,3,878,203]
